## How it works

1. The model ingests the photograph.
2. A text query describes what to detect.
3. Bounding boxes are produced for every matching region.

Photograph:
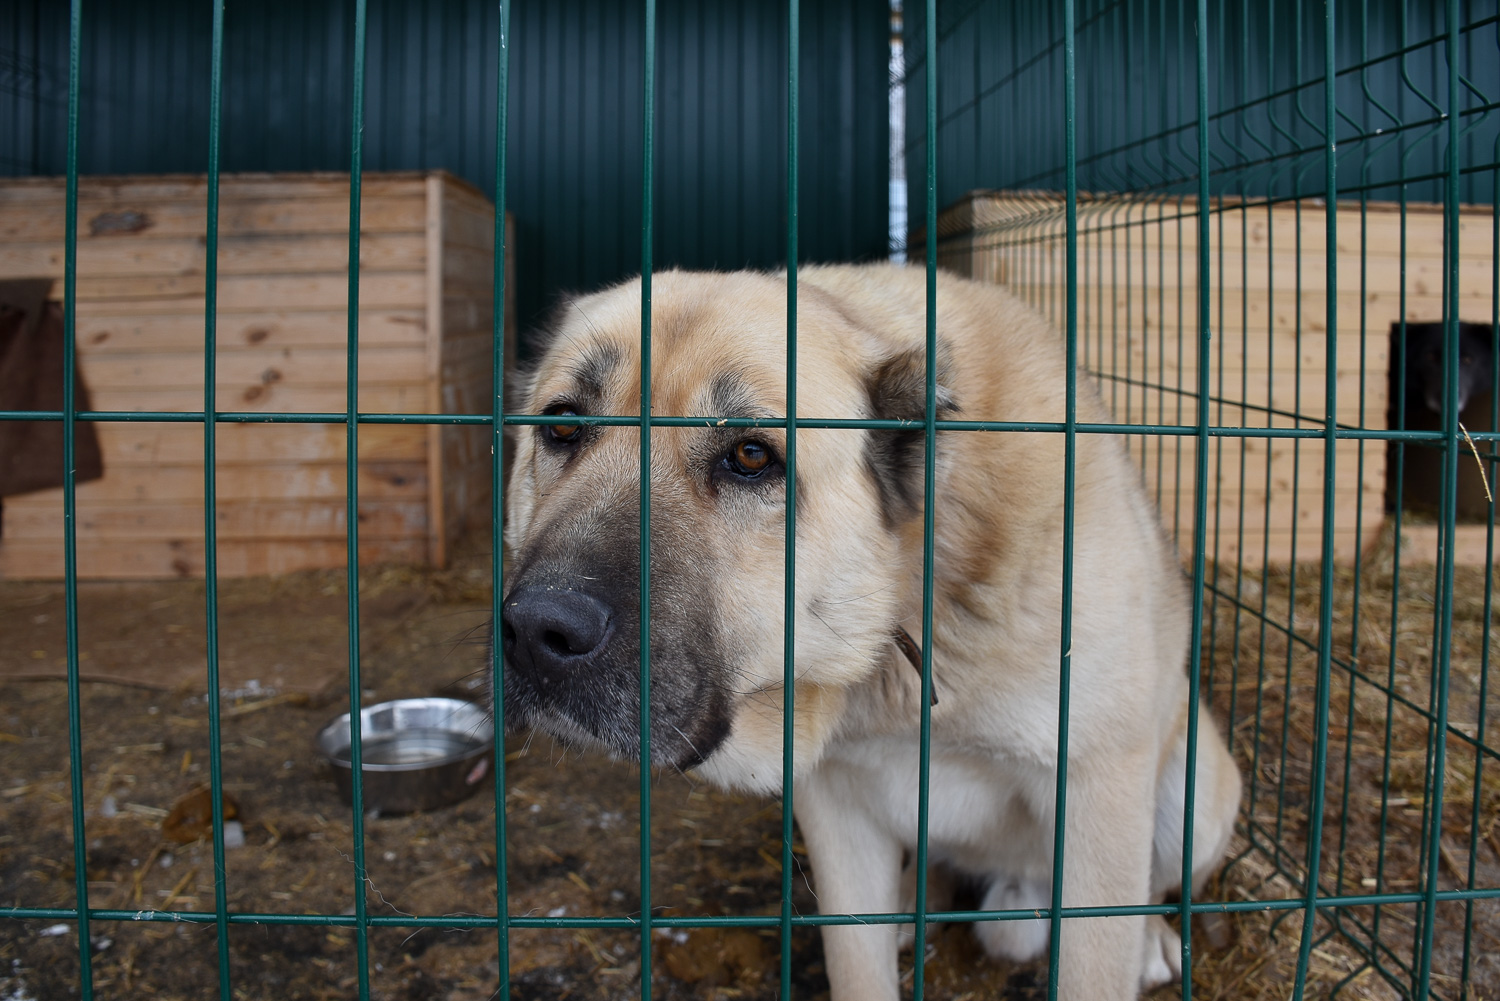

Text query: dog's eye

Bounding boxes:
[724,440,774,478]
[543,406,582,445]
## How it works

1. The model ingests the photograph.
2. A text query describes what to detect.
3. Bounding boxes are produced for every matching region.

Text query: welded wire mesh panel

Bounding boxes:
[2,0,1497,999]
[913,0,1499,997]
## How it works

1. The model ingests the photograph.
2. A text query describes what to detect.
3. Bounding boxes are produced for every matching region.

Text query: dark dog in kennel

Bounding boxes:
[1386,320,1497,521]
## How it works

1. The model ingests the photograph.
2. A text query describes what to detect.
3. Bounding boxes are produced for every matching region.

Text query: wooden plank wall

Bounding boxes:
[0,171,506,579]
[429,176,515,569]
[926,192,1497,566]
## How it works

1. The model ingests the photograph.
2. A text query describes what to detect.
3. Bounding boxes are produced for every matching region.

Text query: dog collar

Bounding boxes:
[892,627,939,706]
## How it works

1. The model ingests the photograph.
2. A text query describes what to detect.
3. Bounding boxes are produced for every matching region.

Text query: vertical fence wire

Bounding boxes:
[1375,10,1413,957]
[778,0,799,997]
[490,0,512,996]
[201,0,232,991]
[1044,1,1078,996]
[1333,0,1379,943]
[61,0,93,994]
[911,0,940,996]
[1272,2,1309,888]
[1180,0,1213,991]
[1290,1,1342,994]
[637,1,657,993]
[1463,129,1500,998]
[1413,1,1464,994]
[1394,21,1447,989]
[343,0,372,995]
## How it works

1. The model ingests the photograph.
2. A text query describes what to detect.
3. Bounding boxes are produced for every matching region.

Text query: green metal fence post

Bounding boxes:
[61,0,93,994]
[491,1,513,996]
[1045,1,1078,996]
[1290,1,1342,994]
[912,0,940,996]
[779,0,799,997]
[1180,0,1214,990]
[1333,3,1397,947]
[343,0,372,995]
[638,1,657,993]
[1414,2,1465,994]
[202,0,232,992]
[1461,129,1500,1000]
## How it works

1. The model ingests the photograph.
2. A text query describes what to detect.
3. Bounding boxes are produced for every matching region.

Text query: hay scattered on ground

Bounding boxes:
[1198,521,1500,1000]
[1,522,1495,998]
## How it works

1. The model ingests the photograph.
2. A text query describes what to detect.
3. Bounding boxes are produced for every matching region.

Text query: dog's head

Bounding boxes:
[496,268,951,791]
[1397,320,1497,416]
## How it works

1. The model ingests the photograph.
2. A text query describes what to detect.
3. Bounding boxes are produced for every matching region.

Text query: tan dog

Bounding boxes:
[498,264,1242,1001]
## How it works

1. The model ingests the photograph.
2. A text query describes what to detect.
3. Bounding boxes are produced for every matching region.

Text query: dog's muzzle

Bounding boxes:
[500,585,616,688]
[494,574,734,771]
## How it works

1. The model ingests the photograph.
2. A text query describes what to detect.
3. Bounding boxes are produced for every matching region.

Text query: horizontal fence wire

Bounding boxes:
[7,888,1500,929]
[4,409,1498,442]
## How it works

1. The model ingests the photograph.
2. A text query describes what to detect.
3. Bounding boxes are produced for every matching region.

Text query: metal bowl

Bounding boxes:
[314,698,495,814]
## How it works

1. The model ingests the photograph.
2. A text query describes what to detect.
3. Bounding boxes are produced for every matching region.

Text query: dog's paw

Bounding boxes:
[1140,915,1183,990]
[896,858,956,951]
[972,877,1050,962]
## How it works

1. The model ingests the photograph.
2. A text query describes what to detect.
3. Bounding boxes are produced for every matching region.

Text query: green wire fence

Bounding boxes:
[1,0,1497,999]
[909,1,1498,998]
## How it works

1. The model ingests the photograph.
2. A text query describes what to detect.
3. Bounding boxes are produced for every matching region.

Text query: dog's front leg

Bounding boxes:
[794,766,905,1001]
[1052,750,1158,1001]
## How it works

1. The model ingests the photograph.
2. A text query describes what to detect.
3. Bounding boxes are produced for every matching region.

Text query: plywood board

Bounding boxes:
[88,423,426,466]
[75,309,430,352]
[0,170,509,580]
[916,189,1488,565]
[0,537,428,579]
[4,499,427,541]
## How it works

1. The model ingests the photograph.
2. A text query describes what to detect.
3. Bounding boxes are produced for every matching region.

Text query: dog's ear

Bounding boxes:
[863,344,959,527]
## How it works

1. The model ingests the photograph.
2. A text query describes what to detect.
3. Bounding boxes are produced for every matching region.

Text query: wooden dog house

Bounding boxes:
[916,191,1496,566]
[0,171,513,579]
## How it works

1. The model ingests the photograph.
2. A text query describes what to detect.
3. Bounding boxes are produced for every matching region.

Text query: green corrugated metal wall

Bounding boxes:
[0,0,890,330]
[905,0,1498,211]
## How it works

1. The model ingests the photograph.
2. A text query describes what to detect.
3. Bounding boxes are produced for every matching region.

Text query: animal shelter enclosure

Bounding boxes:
[1,2,1497,1001]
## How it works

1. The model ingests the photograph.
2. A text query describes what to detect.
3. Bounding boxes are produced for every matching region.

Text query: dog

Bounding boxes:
[497,264,1242,1001]
[1396,320,1495,417]
[1388,320,1497,522]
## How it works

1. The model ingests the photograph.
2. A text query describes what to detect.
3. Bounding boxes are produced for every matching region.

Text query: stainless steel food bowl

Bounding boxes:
[314,697,495,814]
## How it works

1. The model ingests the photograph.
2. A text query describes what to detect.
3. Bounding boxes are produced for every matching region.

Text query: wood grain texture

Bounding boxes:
[0,171,510,580]
[923,191,1500,566]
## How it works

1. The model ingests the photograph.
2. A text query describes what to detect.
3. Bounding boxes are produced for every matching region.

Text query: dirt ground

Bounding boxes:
[1196,543,1500,1001]
[0,534,1495,1000]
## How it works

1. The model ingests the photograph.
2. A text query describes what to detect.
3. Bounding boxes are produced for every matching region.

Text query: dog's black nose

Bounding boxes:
[501,587,614,681]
